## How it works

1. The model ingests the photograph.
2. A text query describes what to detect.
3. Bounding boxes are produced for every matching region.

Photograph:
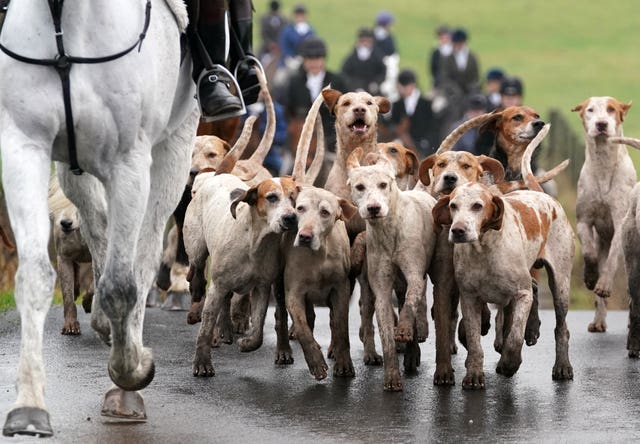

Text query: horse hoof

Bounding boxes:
[101,387,147,422]
[3,407,53,437]
[161,291,191,311]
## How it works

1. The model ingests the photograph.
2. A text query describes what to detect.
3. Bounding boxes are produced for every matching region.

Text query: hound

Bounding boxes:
[572,96,635,332]
[433,181,575,389]
[347,148,437,391]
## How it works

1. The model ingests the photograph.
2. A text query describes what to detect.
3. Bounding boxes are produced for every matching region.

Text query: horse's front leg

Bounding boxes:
[102,112,196,420]
[1,133,56,437]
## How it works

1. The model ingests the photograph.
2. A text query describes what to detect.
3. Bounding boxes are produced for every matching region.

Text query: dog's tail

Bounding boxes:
[520,123,550,192]
[216,116,257,175]
[610,136,640,150]
[436,112,498,154]
[292,89,326,184]
[246,69,274,166]
[304,117,325,185]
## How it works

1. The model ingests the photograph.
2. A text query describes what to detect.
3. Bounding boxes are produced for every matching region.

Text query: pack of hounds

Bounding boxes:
[31,78,640,393]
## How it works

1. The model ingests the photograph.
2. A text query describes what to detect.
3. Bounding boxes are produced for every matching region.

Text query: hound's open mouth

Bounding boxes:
[348,119,369,134]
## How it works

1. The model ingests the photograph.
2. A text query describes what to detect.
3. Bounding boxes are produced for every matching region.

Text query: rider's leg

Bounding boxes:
[228,0,261,106]
[192,0,243,119]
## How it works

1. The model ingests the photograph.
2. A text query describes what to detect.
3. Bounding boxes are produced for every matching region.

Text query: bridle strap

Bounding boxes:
[0,0,153,175]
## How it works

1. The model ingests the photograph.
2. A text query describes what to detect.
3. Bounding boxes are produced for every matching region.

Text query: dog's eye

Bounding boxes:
[437,162,446,168]
[367,100,373,106]
[296,205,306,213]
[355,184,365,191]
[472,203,483,211]
[586,107,594,113]
[607,106,615,113]
[266,194,279,203]
[343,100,351,107]
[462,163,471,170]
[512,114,524,121]
[320,208,331,217]
[389,147,398,154]
[379,182,388,190]
[450,203,458,211]
[207,152,216,158]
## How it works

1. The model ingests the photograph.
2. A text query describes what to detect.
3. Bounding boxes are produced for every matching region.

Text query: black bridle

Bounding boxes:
[0,0,152,175]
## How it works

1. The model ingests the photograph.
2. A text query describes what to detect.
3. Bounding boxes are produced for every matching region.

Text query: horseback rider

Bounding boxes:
[187,0,262,121]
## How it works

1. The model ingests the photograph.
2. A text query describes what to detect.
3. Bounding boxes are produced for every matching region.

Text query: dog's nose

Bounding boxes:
[282,213,298,229]
[367,204,381,217]
[298,231,313,245]
[596,121,608,132]
[450,226,466,240]
[532,120,545,130]
[443,174,458,186]
[60,219,74,232]
[353,106,366,117]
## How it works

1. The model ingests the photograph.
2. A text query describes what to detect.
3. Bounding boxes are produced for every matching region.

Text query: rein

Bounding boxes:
[0,0,152,175]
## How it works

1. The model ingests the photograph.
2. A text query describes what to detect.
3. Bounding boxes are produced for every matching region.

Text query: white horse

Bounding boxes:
[0,0,198,437]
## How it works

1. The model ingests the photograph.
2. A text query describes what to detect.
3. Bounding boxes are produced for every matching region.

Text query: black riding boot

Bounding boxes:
[191,0,243,120]
[229,0,261,106]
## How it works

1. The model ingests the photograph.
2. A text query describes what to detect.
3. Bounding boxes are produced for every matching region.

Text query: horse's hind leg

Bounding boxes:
[1,135,55,437]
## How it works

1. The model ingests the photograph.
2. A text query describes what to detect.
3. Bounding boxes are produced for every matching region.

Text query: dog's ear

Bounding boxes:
[418,155,436,186]
[478,111,502,134]
[338,198,358,222]
[322,89,342,115]
[363,152,381,166]
[482,195,504,232]
[404,148,420,178]
[571,100,587,113]
[617,100,633,122]
[478,155,505,183]
[346,147,363,171]
[432,195,452,231]
[375,96,391,114]
[229,186,259,219]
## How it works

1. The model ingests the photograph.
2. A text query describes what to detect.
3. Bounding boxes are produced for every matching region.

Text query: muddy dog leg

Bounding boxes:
[460,296,485,390]
[496,290,532,378]
[329,284,355,377]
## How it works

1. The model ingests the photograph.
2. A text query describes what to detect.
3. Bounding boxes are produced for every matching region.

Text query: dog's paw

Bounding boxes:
[309,360,329,381]
[186,301,204,325]
[433,363,455,386]
[363,350,383,366]
[552,362,574,380]
[333,359,355,378]
[496,353,522,378]
[239,334,263,352]
[192,354,215,377]
[588,320,607,333]
[525,318,541,347]
[394,324,414,343]
[274,348,294,365]
[61,320,81,335]
[584,260,599,290]
[383,369,403,391]
[462,371,485,390]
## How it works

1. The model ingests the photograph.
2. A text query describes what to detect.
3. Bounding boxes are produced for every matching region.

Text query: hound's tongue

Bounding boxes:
[350,120,367,134]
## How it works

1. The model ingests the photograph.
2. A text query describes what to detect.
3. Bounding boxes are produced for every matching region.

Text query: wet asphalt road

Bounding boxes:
[2,297,640,443]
